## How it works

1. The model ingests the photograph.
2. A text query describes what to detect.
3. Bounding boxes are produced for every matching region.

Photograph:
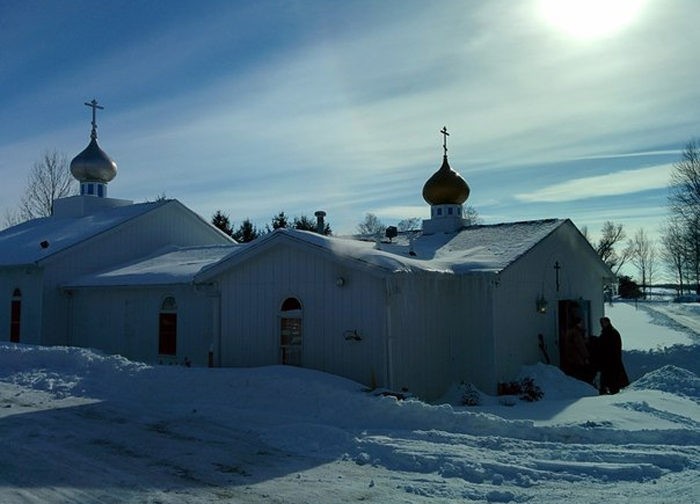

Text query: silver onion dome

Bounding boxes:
[70,99,117,183]
[70,136,117,183]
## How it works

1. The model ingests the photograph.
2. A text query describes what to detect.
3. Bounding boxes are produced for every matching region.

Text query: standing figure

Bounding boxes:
[598,317,630,394]
[562,317,591,383]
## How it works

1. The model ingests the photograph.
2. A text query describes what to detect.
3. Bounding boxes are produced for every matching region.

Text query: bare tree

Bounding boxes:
[2,208,22,229]
[629,228,656,297]
[668,140,700,294]
[397,217,421,232]
[357,213,385,236]
[463,205,482,226]
[19,150,77,220]
[661,217,688,295]
[669,139,700,220]
[591,221,632,275]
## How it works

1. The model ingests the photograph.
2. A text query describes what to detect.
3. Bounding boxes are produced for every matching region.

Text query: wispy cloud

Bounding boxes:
[514,164,672,203]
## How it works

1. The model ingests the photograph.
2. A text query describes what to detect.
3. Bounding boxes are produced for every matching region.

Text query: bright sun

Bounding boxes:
[538,0,648,40]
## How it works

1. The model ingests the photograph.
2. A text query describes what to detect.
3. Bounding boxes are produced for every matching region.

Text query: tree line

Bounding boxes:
[6,140,700,298]
[582,139,700,297]
[211,210,331,243]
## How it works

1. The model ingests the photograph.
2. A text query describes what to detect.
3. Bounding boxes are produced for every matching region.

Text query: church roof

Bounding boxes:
[0,201,167,266]
[197,219,571,281]
[65,244,240,287]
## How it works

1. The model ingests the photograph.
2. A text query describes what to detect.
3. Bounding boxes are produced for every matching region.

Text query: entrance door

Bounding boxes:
[558,299,590,369]
[279,297,302,366]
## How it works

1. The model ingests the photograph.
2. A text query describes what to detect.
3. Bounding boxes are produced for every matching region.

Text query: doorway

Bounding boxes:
[279,297,302,366]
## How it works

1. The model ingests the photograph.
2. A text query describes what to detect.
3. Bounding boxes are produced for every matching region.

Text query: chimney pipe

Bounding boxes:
[314,210,326,234]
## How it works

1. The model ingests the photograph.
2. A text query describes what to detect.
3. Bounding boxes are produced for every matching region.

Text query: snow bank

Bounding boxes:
[627,365,700,400]
[0,343,150,398]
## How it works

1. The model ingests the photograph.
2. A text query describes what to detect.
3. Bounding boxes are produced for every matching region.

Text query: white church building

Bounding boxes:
[0,104,613,400]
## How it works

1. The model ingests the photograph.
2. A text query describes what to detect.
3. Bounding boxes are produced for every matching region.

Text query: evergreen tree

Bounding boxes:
[618,275,642,299]
[233,218,259,243]
[271,211,289,230]
[292,214,331,235]
[211,210,233,237]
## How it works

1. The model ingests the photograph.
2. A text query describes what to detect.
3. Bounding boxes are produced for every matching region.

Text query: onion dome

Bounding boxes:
[70,99,117,184]
[422,154,470,205]
[70,137,117,183]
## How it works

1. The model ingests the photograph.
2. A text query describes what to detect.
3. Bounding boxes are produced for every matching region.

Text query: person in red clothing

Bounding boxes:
[598,317,630,394]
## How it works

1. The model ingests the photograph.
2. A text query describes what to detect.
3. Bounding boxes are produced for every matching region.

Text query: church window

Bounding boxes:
[437,208,443,216]
[448,207,453,215]
[158,296,177,356]
[10,288,21,343]
[97,185,104,197]
[280,297,302,366]
[87,184,95,195]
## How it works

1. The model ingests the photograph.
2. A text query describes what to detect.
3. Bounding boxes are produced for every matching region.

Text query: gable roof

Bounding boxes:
[65,244,241,288]
[0,198,234,267]
[197,219,570,282]
[0,200,169,266]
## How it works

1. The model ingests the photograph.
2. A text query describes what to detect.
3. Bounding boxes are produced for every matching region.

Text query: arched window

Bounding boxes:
[280,297,302,366]
[10,288,21,343]
[158,296,177,356]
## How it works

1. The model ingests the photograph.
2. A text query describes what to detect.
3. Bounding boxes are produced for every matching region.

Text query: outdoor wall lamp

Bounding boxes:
[536,294,548,314]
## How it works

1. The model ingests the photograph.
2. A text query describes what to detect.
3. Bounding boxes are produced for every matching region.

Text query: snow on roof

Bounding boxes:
[0,200,167,266]
[199,219,566,280]
[348,219,564,274]
[66,244,241,287]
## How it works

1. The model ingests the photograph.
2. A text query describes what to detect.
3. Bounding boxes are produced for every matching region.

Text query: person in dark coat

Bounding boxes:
[598,317,630,394]
[562,317,591,383]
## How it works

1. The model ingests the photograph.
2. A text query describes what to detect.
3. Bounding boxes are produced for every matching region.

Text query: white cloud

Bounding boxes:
[514,164,672,203]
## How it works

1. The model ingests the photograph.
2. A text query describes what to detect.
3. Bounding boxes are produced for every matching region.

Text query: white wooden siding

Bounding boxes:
[0,267,44,344]
[41,202,230,346]
[216,244,388,389]
[68,285,214,366]
[494,223,608,384]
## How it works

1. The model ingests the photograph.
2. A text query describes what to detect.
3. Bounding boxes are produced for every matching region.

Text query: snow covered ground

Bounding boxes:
[1,300,698,503]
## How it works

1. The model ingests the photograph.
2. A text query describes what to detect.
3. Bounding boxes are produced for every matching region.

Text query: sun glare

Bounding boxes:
[538,0,647,40]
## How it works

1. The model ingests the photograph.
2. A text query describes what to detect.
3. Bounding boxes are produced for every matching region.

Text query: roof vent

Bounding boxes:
[314,210,326,234]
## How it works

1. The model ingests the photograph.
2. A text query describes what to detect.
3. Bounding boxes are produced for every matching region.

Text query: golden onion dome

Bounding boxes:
[70,136,117,183]
[422,155,470,205]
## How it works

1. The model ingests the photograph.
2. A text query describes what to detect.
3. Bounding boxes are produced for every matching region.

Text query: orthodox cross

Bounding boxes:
[440,126,449,156]
[554,261,561,292]
[84,99,104,139]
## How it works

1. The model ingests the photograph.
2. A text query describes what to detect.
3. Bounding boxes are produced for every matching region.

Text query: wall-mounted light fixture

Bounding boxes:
[343,330,362,341]
[536,294,548,314]
[336,276,345,287]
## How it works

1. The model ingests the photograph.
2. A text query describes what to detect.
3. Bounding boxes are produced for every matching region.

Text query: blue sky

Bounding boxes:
[1,0,698,242]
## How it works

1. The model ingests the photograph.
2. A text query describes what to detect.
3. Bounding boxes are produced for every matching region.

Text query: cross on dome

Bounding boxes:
[70,98,117,196]
[84,99,104,140]
[440,126,449,156]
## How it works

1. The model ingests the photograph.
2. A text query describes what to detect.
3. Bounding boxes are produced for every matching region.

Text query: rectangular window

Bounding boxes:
[97,185,104,197]
[87,184,94,195]
[158,313,177,355]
